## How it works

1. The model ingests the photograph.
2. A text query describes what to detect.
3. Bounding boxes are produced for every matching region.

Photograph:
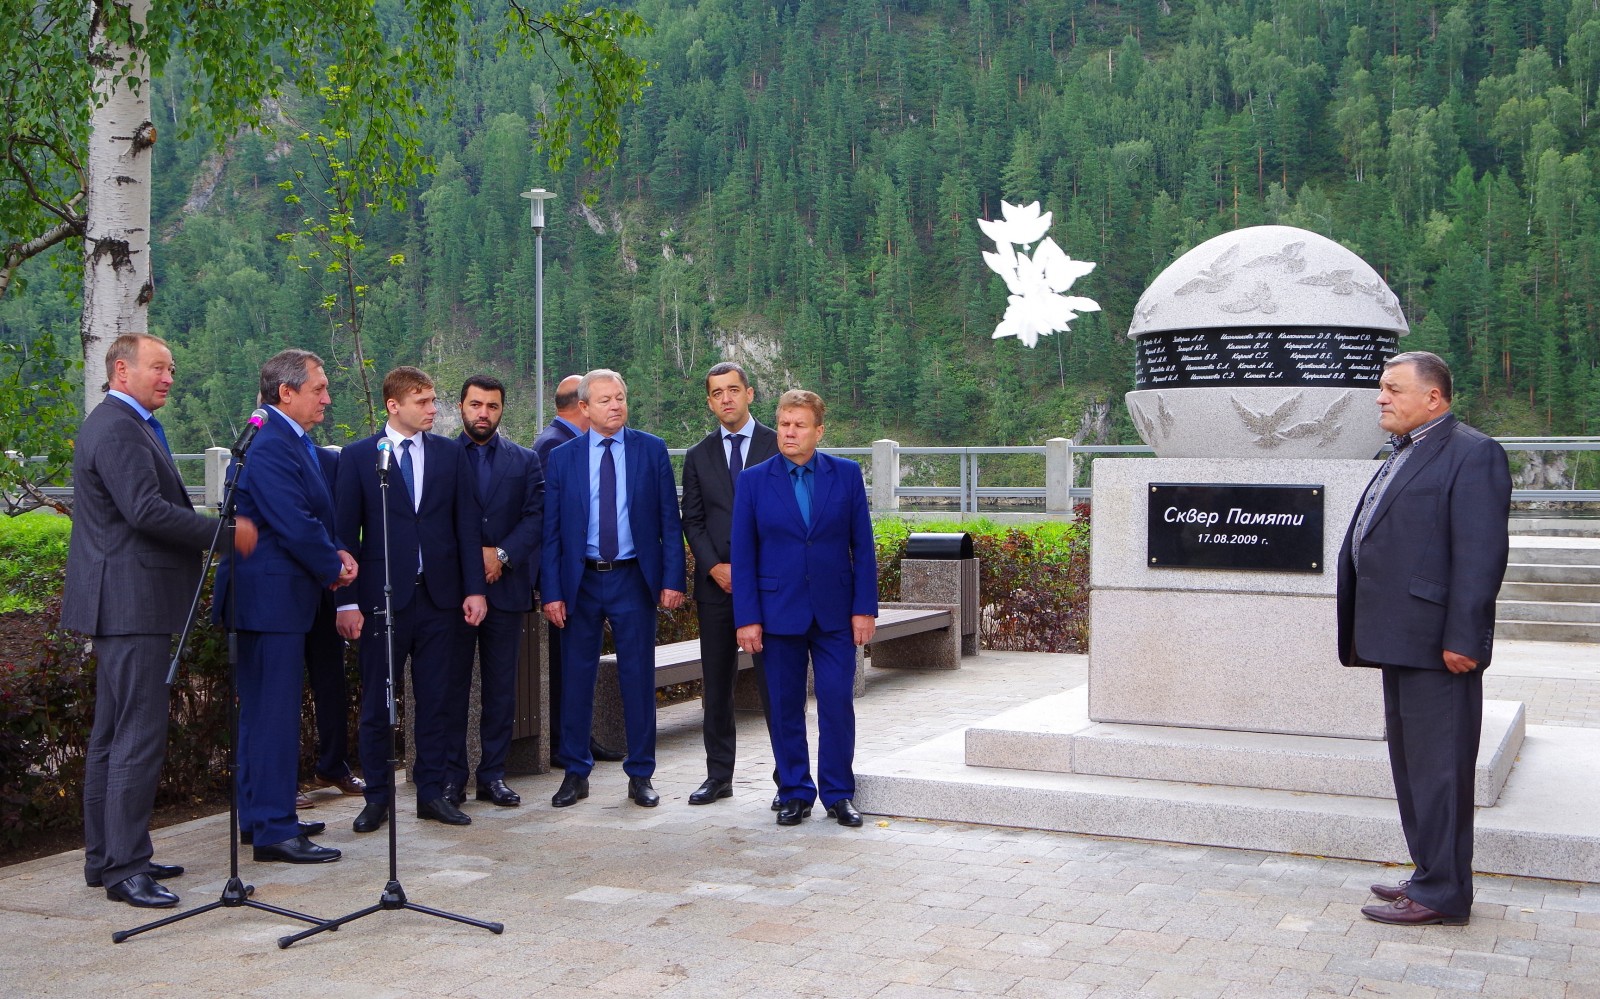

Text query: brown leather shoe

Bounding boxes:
[1370,879,1410,902]
[1361,896,1468,926]
[317,771,367,796]
[296,791,315,809]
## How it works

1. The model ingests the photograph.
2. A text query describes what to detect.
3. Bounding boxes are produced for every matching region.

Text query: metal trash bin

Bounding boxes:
[904,532,974,560]
[899,533,979,656]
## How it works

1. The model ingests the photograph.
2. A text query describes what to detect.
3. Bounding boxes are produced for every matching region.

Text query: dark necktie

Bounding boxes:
[472,441,493,501]
[727,433,744,490]
[599,438,619,561]
[302,433,326,487]
[146,415,171,455]
[399,438,417,508]
[1352,433,1411,570]
[791,465,811,529]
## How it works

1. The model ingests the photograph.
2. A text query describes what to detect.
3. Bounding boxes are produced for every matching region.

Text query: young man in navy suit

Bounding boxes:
[1338,351,1511,926]
[732,389,877,828]
[336,366,487,833]
[447,374,544,807]
[541,369,685,808]
[220,349,355,864]
[680,362,779,806]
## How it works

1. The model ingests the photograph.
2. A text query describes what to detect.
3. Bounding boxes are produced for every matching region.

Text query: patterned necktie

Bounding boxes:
[399,438,417,508]
[146,415,171,455]
[598,438,619,561]
[791,465,811,529]
[727,433,744,490]
[1352,433,1412,570]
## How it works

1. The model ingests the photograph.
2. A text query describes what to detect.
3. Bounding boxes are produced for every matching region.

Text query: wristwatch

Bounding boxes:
[495,547,509,566]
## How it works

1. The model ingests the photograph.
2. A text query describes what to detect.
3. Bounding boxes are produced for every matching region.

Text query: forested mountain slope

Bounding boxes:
[4,0,1597,459]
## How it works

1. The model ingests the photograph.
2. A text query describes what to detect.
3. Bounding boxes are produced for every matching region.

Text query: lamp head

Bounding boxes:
[522,188,555,232]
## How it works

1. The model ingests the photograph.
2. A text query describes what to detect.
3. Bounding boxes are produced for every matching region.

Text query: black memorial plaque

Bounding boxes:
[1134,327,1395,390]
[1147,483,1325,572]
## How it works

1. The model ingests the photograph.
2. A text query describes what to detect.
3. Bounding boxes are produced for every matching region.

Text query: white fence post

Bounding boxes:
[1046,437,1075,517]
[871,439,900,513]
[204,447,231,511]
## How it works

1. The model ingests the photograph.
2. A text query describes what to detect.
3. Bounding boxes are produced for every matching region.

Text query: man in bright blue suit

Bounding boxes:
[541,369,685,809]
[218,349,355,863]
[732,389,877,828]
[335,366,487,833]
[447,374,544,807]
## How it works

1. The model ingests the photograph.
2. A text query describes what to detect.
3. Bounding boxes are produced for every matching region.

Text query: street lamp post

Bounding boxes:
[522,188,556,427]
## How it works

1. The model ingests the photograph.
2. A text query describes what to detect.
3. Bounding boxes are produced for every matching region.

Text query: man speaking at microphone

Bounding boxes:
[217,349,355,863]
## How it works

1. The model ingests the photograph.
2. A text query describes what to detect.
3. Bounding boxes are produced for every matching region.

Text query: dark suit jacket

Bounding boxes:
[539,427,685,608]
[335,431,486,615]
[1337,414,1511,671]
[531,417,580,470]
[458,432,544,613]
[215,409,344,633]
[731,451,878,635]
[681,421,778,604]
[62,396,215,636]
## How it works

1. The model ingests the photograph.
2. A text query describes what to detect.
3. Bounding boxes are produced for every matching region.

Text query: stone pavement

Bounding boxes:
[2,640,1598,997]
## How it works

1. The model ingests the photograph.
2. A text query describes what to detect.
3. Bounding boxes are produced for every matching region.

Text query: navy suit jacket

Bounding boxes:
[215,408,343,633]
[1337,414,1511,671]
[681,421,779,604]
[458,432,545,612]
[335,431,486,615]
[531,417,579,470]
[539,427,685,608]
[731,451,878,635]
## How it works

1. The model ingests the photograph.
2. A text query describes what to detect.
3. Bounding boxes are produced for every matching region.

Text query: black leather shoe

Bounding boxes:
[417,797,472,825]
[476,779,522,806]
[352,801,388,833]
[87,862,185,889]
[443,782,466,807]
[253,834,341,864]
[776,799,812,826]
[826,798,864,827]
[1370,879,1411,902]
[689,778,733,805]
[771,792,783,812]
[240,820,326,845]
[627,777,659,807]
[105,872,179,908]
[552,773,589,808]
[591,739,626,762]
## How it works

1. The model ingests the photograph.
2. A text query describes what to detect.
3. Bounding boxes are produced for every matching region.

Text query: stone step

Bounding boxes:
[1503,562,1600,585]
[1507,536,1600,566]
[1495,599,1600,625]
[1498,580,1600,602]
[1508,517,1600,538]
[1496,619,1600,643]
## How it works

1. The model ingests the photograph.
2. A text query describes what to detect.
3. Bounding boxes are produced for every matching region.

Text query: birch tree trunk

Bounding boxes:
[81,0,153,412]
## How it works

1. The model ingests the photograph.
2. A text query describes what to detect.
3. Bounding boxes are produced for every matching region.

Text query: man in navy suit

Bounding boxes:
[1338,351,1511,926]
[680,362,780,806]
[220,349,354,863]
[446,374,544,807]
[732,389,877,828]
[541,369,684,809]
[336,366,487,833]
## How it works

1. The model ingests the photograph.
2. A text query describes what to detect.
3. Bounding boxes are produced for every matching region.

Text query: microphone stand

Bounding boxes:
[279,443,502,947]
[116,434,325,943]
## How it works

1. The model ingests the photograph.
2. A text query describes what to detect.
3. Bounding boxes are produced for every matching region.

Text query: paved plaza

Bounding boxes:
[2,641,1598,997]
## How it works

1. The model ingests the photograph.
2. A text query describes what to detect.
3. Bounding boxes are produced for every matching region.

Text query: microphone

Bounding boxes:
[375,437,393,477]
[230,408,269,456]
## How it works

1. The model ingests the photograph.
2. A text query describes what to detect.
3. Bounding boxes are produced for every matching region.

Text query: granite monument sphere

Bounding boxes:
[1125,225,1408,459]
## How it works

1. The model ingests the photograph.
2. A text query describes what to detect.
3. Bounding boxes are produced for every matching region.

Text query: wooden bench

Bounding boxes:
[590,604,958,749]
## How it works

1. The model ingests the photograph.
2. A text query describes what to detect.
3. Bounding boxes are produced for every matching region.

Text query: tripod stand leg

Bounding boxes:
[113,876,327,944]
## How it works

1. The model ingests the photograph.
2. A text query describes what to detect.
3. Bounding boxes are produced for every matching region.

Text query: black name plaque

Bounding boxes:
[1134,326,1397,390]
[1147,483,1325,573]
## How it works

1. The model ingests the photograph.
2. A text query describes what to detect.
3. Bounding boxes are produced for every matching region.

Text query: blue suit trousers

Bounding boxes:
[765,624,857,808]
[558,563,657,779]
[237,631,307,848]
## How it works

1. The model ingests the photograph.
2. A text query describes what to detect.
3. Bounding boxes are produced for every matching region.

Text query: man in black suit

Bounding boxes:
[680,362,779,806]
[63,333,255,907]
[336,366,487,833]
[447,374,544,807]
[531,376,622,764]
[1337,351,1511,927]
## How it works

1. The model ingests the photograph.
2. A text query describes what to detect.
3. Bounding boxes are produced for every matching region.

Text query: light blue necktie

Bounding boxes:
[791,465,811,528]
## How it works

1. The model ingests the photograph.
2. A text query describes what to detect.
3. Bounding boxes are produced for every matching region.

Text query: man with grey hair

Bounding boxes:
[541,369,685,808]
[215,348,355,863]
[1338,350,1511,926]
[66,333,256,907]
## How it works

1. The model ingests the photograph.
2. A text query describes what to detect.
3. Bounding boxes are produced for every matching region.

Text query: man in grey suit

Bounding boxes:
[1338,351,1511,926]
[680,362,779,806]
[63,333,256,908]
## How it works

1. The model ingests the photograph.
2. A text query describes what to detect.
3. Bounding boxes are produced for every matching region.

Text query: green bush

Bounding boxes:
[0,513,71,613]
